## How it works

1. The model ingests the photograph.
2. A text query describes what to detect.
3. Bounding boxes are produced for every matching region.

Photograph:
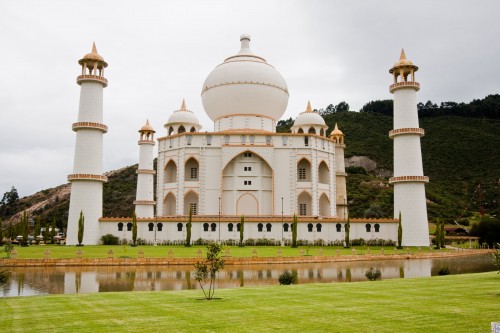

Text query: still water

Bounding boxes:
[1,254,495,297]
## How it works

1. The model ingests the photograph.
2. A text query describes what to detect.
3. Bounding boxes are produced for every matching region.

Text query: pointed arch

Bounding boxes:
[222,150,273,215]
[178,125,186,134]
[320,128,324,136]
[298,191,312,216]
[185,157,199,181]
[297,158,311,182]
[236,193,259,216]
[168,126,174,136]
[164,160,177,183]
[318,161,330,184]
[184,190,199,215]
[190,126,196,132]
[163,192,176,216]
[308,127,316,134]
[298,128,304,133]
[319,193,330,217]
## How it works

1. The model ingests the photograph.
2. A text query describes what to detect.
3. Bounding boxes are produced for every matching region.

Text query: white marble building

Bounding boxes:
[65,35,434,245]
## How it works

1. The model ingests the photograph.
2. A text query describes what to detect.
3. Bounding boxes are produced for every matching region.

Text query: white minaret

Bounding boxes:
[134,120,156,218]
[330,124,348,220]
[66,43,108,245]
[389,49,429,246]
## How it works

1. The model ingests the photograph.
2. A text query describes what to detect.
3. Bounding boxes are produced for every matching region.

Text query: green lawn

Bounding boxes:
[4,244,449,259]
[0,272,498,332]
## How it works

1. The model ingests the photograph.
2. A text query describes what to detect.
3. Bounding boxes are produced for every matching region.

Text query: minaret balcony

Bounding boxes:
[68,173,108,182]
[389,127,424,139]
[72,122,108,133]
[389,175,429,184]
[77,75,108,87]
[136,169,156,175]
[138,139,155,145]
[133,200,156,205]
[389,81,420,93]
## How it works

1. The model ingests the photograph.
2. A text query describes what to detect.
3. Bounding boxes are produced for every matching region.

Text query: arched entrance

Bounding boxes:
[237,193,259,215]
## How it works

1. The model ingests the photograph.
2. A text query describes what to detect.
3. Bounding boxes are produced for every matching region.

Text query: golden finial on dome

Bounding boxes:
[306,100,312,113]
[332,123,343,135]
[139,119,155,133]
[400,48,406,61]
[180,99,187,111]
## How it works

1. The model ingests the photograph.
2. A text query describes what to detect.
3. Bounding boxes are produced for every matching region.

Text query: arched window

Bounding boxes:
[320,128,324,136]
[266,223,272,232]
[228,223,234,232]
[336,223,341,232]
[236,223,241,232]
[190,126,196,133]
[163,192,176,216]
[148,223,154,232]
[374,224,380,232]
[297,159,311,182]
[127,223,133,231]
[319,193,330,217]
[366,224,371,232]
[283,223,289,232]
[257,223,263,232]
[298,128,304,133]
[184,191,198,215]
[157,223,163,232]
[318,162,330,184]
[307,223,313,232]
[168,126,174,136]
[211,223,217,232]
[308,127,316,134]
[316,223,322,232]
[177,223,183,232]
[298,191,312,216]
[203,223,209,232]
[164,160,177,183]
[178,125,185,134]
[118,222,123,231]
[185,158,199,181]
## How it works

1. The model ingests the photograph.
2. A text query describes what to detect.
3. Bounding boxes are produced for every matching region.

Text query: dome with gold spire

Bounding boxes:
[164,99,202,135]
[291,101,327,135]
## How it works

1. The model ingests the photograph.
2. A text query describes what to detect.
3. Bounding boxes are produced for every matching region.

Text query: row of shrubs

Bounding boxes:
[100,234,396,247]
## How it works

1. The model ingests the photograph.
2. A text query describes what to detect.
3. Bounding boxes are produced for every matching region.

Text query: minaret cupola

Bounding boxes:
[139,119,155,142]
[164,99,202,136]
[329,123,344,144]
[77,42,108,87]
[389,49,419,93]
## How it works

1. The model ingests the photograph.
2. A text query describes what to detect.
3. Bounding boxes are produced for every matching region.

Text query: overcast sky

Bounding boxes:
[1,0,499,197]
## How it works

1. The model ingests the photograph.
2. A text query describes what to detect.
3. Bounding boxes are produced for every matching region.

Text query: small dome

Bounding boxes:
[389,49,418,74]
[330,123,343,136]
[165,99,201,128]
[201,35,289,123]
[293,101,326,127]
[139,119,155,133]
[79,42,108,67]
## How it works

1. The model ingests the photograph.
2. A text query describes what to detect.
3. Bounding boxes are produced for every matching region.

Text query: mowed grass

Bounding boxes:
[1,272,498,333]
[6,245,448,259]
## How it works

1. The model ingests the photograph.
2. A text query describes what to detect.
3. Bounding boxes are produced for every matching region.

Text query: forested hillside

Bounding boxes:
[1,95,499,231]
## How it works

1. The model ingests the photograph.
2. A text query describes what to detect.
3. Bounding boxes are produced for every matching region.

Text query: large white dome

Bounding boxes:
[201,35,289,122]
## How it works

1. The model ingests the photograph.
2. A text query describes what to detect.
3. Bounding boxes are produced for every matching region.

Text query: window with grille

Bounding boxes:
[299,203,307,216]
[244,152,252,157]
[244,167,252,171]
[298,168,306,180]
[190,203,197,215]
[190,167,198,179]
